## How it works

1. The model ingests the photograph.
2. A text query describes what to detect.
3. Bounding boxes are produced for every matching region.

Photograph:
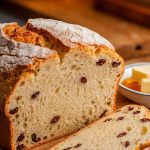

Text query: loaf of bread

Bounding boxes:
[50,105,150,150]
[0,18,124,150]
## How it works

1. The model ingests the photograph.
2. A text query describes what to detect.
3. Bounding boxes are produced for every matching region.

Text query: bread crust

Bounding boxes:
[0,23,57,72]
[27,18,115,50]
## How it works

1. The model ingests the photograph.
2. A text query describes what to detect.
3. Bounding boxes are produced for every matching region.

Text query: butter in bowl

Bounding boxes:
[119,62,150,107]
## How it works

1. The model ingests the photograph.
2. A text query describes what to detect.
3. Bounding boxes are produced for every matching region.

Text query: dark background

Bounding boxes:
[0,0,47,25]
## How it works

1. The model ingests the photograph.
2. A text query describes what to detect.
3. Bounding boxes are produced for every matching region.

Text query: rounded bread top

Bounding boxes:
[28,18,114,50]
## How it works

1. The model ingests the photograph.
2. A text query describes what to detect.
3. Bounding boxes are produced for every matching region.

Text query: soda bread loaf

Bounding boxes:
[50,105,150,150]
[0,18,124,150]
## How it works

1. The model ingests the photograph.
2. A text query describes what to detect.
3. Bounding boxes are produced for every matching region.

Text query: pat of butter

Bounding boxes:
[141,78,150,93]
[132,65,150,81]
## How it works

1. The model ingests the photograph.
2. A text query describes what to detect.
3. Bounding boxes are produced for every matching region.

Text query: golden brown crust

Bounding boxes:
[113,56,125,111]
[0,23,57,73]
[3,24,46,47]
[140,142,150,150]
[27,18,115,50]
[26,21,115,59]
[26,22,69,52]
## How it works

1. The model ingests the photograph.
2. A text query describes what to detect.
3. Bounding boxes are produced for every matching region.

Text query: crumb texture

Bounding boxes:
[9,47,122,149]
[50,105,150,150]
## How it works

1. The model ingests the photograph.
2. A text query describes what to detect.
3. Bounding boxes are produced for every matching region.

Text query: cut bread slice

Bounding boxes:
[0,19,124,150]
[50,105,150,150]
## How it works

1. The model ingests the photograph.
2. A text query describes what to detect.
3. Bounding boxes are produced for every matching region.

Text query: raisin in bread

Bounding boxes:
[0,18,124,150]
[50,105,150,150]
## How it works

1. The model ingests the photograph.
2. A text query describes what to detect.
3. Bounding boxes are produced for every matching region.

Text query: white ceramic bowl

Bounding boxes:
[119,62,150,107]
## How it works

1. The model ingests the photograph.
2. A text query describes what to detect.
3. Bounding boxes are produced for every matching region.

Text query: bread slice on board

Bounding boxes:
[0,18,124,150]
[50,105,150,150]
